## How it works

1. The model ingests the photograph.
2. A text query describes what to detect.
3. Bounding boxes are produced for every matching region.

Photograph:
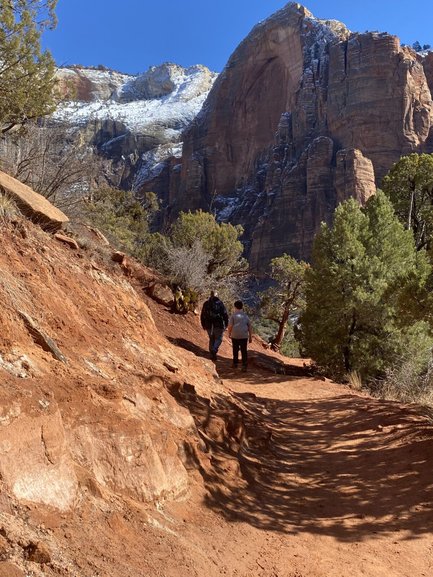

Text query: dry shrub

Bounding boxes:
[164,239,247,305]
[371,356,433,407]
[0,121,101,212]
[0,267,33,313]
[0,191,19,222]
[165,240,210,295]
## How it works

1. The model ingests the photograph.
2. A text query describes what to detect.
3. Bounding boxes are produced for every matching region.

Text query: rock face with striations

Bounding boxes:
[177,2,433,270]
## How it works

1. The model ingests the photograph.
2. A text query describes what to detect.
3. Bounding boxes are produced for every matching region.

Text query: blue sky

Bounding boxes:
[43,1,433,74]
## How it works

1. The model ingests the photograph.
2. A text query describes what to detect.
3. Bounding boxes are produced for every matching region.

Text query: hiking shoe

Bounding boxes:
[210,352,217,362]
[241,366,247,372]
[232,362,238,369]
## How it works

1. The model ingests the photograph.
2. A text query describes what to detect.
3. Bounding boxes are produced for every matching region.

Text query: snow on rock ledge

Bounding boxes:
[54,63,217,137]
[52,63,217,194]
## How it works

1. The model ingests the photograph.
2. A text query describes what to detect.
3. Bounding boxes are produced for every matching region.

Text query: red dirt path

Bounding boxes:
[146,298,433,577]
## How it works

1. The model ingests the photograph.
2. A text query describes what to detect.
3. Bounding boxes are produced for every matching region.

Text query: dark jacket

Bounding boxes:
[200,297,229,330]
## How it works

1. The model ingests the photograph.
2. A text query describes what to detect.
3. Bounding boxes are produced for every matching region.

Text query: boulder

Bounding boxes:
[0,170,69,231]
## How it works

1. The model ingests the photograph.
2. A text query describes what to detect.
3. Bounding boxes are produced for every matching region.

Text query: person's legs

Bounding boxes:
[232,339,241,367]
[207,328,215,358]
[240,338,248,370]
[212,327,224,359]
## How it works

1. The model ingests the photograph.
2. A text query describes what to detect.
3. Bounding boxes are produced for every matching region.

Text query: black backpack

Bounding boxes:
[202,298,226,329]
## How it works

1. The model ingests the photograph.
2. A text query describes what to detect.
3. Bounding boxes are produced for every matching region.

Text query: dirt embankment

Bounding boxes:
[0,218,433,577]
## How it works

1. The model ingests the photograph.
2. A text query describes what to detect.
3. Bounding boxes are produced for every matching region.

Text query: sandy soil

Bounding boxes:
[139,296,433,577]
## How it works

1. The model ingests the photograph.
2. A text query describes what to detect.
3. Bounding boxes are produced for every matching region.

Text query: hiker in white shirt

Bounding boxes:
[227,300,252,372]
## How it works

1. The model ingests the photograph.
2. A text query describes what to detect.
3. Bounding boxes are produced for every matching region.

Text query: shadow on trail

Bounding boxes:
[167,336,210,360]
[204,391,433,541]
[168,336,308,379]
[167,334,433,541]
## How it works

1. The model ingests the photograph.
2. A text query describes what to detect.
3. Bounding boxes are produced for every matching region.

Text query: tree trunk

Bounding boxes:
[343,312,357,373]
[271,306,291,351]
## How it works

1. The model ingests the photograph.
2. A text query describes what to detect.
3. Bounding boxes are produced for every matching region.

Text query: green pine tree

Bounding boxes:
[84,187,158,259]
[300,191,431,380]
[170,210,247,278]
[381,153,433,250]
[260,254,308,351]
[0,1,58,133]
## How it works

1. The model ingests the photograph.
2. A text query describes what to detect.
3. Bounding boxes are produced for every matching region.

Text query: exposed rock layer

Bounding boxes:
[17,4,433,270]
[0,214,245,577]
[53,64,216,191]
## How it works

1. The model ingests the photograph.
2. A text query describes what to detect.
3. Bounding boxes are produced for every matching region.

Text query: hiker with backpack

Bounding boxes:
[200,290,229,362]
[227,300,252,371]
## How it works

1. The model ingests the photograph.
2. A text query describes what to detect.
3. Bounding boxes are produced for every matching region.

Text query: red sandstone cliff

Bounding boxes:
[176,3,433,270]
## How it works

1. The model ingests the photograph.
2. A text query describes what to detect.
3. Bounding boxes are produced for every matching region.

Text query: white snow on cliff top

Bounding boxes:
[53,64,217,135]
[57,66,131,87]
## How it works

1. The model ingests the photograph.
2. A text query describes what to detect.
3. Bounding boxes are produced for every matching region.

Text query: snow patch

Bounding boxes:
[53,64,217,138]
[303,16,350,60]
[213,195,243,221]
[133,143,183,190]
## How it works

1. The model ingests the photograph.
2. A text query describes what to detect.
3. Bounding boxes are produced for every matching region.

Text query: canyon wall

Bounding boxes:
[52,63,216,192]
[176,3,433,270]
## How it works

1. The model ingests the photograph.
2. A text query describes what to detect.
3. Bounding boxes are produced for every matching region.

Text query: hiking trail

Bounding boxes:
[163,349,433,577]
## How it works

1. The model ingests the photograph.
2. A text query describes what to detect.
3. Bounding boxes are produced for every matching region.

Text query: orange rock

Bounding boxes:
[177,4,433,269]
[54,233,79,250]
[0,562,25,577]
[0,170,69,231]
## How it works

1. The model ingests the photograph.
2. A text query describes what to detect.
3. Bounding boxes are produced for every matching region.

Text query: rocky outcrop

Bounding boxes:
[0,215,245,575]
[0,220,207,512]
[53,64,217,191]
[0,216,246,575]
[0,170,69,231]
[177,3,433,270]
[422,51,433,102]
[56,66,130,101]
[327,34,432,179]
[0,406,78,511]
[335,149,376,205]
